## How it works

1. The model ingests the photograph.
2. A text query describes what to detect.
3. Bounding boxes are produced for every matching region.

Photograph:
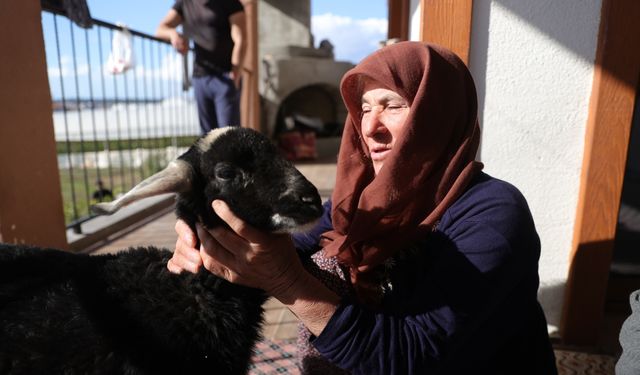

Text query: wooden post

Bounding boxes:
[560,0,640,345]
[388,0,410,41]
[240,0,261,132]
[420,0,474,65]
[0,0,68,249]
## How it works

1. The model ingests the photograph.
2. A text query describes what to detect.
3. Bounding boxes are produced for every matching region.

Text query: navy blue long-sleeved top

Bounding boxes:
[293,172,557,374]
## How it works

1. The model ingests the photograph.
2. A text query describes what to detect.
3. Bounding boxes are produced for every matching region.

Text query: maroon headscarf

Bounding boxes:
[321,42,483,301]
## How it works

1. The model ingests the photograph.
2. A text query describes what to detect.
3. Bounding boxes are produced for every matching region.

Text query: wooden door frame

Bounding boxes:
[409,0,640,345]
[560,0,640,345]
[419,0,474,65]
[388,0,410,41]
[0,0,68,249]
[389,0,475,65]
[240,0,260,132]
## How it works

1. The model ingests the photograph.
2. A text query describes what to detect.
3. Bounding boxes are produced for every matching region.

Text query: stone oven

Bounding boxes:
[258,0,354,138]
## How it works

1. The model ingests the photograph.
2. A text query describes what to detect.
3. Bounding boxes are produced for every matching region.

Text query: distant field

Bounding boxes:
[60,165,159,225]
[57,136,198,225]
[56,135,197,154]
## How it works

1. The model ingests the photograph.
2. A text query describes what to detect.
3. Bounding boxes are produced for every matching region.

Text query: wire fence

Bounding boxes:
[42,9,200,233]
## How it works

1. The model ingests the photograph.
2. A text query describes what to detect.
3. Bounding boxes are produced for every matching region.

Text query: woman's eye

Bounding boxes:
[386,104,407,113]
[360,108,371,119]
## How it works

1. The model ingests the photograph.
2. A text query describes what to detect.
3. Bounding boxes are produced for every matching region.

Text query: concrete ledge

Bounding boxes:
[67,194,176,252]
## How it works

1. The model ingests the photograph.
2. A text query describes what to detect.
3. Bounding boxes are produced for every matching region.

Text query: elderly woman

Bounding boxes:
[169,41,557,374]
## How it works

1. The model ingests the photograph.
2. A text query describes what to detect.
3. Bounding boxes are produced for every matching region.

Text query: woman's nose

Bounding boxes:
[362,109,388,137]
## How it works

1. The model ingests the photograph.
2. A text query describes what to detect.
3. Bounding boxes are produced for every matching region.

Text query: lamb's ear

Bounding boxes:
[91,159,194,215]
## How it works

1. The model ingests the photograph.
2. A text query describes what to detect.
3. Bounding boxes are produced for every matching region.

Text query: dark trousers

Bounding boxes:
[192,73,241,134]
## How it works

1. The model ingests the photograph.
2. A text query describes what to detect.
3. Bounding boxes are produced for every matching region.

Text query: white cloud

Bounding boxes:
[130,52,184,81]
[48,66,67,78]
[311,13,387,64]
[77,64,90,76]
[47,55,184,100]
[100,51,182,81]
[157,52,184,81]
[48,49,182,81]
[47,55,93,78]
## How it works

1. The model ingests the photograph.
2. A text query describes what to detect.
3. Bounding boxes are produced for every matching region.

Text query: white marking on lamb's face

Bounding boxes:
[197,127,234,153]
[278,188,295,200]
[271,214,320,234]
[278,171,304,200]
[271,213,296,232]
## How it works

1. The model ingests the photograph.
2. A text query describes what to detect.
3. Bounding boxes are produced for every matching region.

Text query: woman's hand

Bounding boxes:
[170,200,341,336]
[197,200,306,298]
[201,200,340,336]
[167,219,203,274]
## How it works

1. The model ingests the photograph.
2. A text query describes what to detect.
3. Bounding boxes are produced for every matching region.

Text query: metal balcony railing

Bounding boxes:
[41,9,200,234]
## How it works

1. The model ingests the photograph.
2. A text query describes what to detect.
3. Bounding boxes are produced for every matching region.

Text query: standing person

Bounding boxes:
[168,42,558,374]
[156,0,246,134]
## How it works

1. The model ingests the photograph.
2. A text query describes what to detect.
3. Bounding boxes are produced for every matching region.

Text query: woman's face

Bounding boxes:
[360,80,410,175]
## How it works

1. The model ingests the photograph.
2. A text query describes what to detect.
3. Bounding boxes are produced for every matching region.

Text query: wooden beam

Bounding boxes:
[240,0,261,132]
[388,0,409,41]
[560,0,640,345]
[420,0,473,65]
[0,0,67,249]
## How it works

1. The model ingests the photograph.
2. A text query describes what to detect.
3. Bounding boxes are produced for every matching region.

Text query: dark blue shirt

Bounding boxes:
[293,172,557,374]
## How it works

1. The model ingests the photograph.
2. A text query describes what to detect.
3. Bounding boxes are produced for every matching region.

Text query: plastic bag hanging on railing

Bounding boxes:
[106,23,134,74]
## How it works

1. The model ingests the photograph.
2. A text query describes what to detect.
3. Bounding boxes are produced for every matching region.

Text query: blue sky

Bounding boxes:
[84,1,387,37]
[42,0,387,99]
[84,0,387,62]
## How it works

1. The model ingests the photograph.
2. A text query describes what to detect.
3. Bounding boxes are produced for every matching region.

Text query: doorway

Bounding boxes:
[604,83,640,354]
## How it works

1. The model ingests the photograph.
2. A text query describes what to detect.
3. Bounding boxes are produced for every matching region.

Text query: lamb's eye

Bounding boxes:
[215,165,237,181]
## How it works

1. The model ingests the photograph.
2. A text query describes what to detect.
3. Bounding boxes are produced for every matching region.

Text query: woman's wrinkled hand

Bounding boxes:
[167,219,203,274]
[196,200,306,298]
[171,201,340,336]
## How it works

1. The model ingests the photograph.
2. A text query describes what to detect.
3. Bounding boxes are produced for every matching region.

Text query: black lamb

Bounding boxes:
[0,127,323,375]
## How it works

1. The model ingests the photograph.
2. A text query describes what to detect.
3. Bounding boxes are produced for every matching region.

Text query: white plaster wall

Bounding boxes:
[467,0,602,333]
[408,0,603,333]
[259,1,312,58]
[408,0,421,42]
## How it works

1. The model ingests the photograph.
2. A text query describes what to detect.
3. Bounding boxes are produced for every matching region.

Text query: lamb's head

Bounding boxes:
[92,127,323,234]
